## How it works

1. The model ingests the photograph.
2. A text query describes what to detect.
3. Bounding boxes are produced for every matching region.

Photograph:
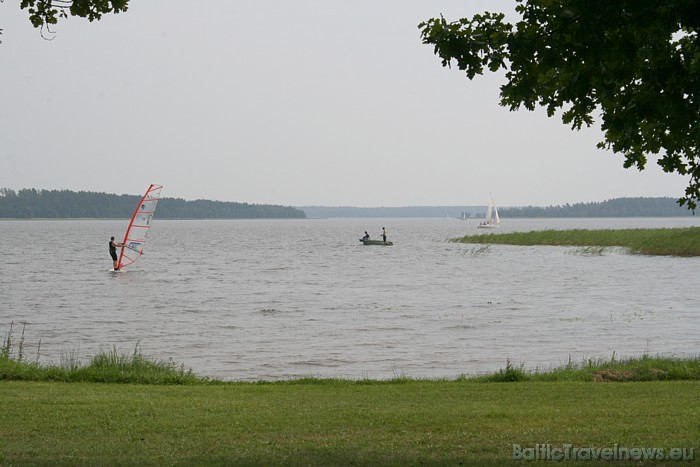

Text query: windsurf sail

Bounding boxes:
[117,184,163,269]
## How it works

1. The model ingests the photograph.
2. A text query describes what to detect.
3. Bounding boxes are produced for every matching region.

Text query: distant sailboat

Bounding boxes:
[477,194,500,229]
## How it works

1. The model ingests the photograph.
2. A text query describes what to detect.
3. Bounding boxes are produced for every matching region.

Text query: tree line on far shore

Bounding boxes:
[300,197,695,218]
[0,188,306,219]
[0,190,693,219]
[499,197,694,218]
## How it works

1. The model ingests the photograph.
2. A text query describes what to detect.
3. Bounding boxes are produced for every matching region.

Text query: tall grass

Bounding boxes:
[1,323,207,384]
[1,321,34,362]
[465,354,700,382]
[3,324,699,383]
[452,227,700,256]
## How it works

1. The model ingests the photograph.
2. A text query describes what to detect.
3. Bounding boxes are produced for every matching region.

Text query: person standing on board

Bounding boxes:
[381,227,388,243]
[109,236,123,271]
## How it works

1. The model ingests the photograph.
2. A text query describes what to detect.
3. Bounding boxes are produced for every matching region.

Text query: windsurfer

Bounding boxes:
[109,236,123,270]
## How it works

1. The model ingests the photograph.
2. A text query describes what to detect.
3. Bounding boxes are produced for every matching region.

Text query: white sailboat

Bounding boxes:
[477,194,500,229]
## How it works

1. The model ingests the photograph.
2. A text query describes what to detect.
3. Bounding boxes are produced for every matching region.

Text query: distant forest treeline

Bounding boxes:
[0,190,692,219]
[300,197,694,218]
[299,206,484,219]
[499,197,694,218]
[0,188,306,219]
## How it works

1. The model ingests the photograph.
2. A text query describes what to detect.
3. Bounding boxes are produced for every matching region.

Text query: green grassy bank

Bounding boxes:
[0,380,697,465]
[2,344,699,464]
[452,226,700,256]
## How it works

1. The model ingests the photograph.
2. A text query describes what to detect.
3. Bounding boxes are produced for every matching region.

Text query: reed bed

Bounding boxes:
[452,227,700,256]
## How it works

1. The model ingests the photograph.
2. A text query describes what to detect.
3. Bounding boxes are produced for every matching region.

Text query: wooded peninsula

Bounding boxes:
[0,188,305,219]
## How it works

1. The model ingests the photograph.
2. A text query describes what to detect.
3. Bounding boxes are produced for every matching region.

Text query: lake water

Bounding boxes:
[1,217,699,381]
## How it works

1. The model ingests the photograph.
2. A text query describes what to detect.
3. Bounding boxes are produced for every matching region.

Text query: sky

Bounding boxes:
[0,1,689,208]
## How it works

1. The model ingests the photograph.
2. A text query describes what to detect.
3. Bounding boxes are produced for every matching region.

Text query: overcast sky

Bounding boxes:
[0,1,689,208]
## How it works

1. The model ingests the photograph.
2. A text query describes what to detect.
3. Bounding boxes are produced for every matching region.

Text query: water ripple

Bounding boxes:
[1,217,699,381]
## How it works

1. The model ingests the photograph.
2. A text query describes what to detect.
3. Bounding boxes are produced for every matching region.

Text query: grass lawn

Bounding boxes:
[3,328,698,464]
[0,380,697,465]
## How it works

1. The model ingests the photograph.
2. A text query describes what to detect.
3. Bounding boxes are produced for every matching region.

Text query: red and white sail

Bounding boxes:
[118,184,163,269]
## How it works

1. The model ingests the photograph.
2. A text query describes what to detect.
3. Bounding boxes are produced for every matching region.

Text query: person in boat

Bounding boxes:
[109,236,124,271]
[361,231,370,241]
[381,227,387,243]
